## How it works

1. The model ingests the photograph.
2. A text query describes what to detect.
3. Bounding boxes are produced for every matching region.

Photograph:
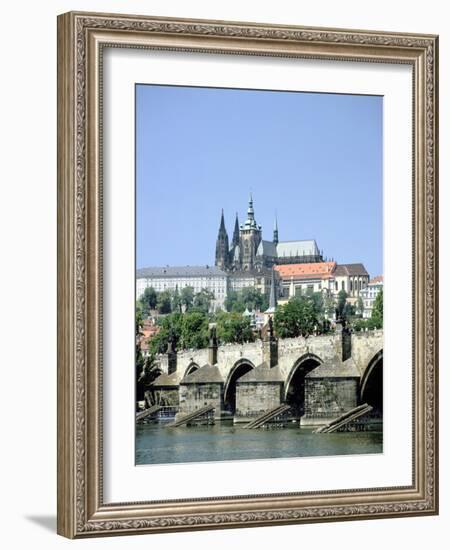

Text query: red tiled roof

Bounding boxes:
[274,262,336,280]
[141,326,159,339]
[370,275,383,284]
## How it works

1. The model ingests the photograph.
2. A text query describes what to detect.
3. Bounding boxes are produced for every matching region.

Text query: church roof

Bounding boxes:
[137,265,227,278]
[180,364,224,384]
[256,240,277,257]
[334,263,369,277]
[276,239,320,258]
[227,267,273,279]
[275,261,336,280]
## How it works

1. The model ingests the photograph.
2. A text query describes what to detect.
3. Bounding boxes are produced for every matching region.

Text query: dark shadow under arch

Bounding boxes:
[224,359,255,414]
[360,350,383,415]
[284,354,322,418]
[184,362,200,377]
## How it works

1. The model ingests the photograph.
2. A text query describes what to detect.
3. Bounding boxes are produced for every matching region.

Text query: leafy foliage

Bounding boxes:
[181,311,209,349]
[371,288,383,327]
[224,290,245,313]
[336,289,348,320]
[156,290,173,314]
[215,311,255,344]
[351,289,383,331]
[192,288,215,314]
[148,311,209,354]
[138,286,158,316]
[224,287,269,313]
[180,286,195,310]
[274,296,318,338]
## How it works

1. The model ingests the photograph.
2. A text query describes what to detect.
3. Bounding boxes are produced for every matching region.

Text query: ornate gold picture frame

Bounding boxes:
[57,11,438,538]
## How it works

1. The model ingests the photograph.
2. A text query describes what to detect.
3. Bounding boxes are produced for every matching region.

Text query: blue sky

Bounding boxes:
[136,84,383,277]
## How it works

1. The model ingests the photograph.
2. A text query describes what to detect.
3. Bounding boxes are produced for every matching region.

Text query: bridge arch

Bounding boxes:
[184,362,200,377]
[284,353,323,418]
[224,358,255,414]
[360,350,383,414]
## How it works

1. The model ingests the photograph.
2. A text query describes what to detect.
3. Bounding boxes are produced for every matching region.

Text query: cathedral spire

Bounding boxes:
[243,193,259,230]
[215,209,229,270]
[273,215,279,245]
[247,193,255,222]
[218,208,226,235]
[232,212,240,247]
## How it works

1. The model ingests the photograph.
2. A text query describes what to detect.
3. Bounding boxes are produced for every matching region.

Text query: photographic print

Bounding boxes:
[57,12,438,537]
[135,84,384,466]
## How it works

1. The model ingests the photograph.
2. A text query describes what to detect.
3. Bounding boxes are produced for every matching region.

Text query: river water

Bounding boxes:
[135,422,382,466]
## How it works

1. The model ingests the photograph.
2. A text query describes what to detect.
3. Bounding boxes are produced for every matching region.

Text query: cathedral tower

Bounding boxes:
[215,209,229,270]
[240,194,262,271]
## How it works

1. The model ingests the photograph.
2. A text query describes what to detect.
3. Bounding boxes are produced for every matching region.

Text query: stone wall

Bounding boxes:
[154,330,383,422]
[351,330,383,376]
[303,378,359,425]
[178,382,225,419]
[235,382,283,422]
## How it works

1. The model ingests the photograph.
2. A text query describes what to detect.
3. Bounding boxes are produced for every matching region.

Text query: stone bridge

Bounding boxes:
[152,328,383,426]
[159,329,383,384]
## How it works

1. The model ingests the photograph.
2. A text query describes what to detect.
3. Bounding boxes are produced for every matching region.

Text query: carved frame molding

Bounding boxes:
[57,11,438,538]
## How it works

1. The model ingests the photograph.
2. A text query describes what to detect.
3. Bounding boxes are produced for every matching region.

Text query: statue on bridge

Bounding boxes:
[167,326,177,353]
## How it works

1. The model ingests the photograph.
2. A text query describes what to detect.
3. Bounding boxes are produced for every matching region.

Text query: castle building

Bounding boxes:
[136,195,370,313]
[136,265,228,310]
[275,262,369,301]
[215,195,323,274]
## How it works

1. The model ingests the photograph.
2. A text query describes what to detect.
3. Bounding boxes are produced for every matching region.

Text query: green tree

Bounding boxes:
[193,288,214,314]
[139,286,157,316]
[308,292,324,317]
[343,302,355,319]
[224,290,245,313]
[135,306,143,336]
[172,286,182,313]
[140,354,162,386]
[323,293,336,318]
[181,311,209,349]
[148,311,211,353]
[371,288,383,328]
[356,296,364,317]
[274,297,318,338]
[215,311,255,344]
[148,312,182,355]
[135,309,145,401]
[241,287,268,311]
[180,286,195,311]
[336,289,348,320]
[156,289,172,314]
[224,288,268,313]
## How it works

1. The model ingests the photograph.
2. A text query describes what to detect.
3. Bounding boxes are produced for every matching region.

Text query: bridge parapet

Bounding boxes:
[155,329,383,381]
[351,330,384,376]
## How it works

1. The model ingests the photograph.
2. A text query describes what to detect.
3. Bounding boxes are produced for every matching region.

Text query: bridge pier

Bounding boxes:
[234,363,284,423]
[176,364,229,421]
[302,359,360,426]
